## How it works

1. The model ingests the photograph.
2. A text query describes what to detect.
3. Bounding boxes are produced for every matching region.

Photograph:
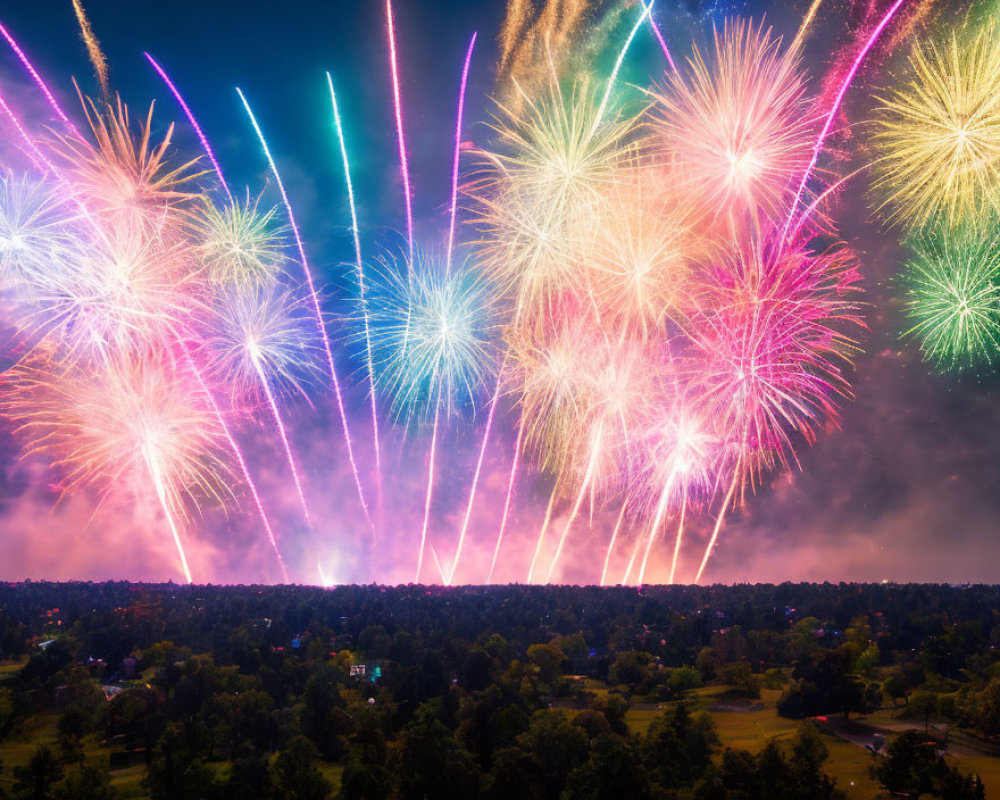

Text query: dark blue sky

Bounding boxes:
[1,1,511,274]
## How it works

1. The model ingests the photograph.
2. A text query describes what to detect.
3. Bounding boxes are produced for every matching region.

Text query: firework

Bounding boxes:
[871,22,1000,230]
[785,0,907,236]
[448,370,502,585]
[900,224,1000,370]
[3,355,232,583]
[204,285,319,523]
[0,21,80,135]
[204,285,318,406]
[55,99,201,235]
[366,250,498,424]
[364,249,498,582]
[650,20,815,230]
[0,0,894,586]
[0,176,77,290]
[34,223,200,366]
[589,166,695,336]
[327,74,382,501]
[238,87,374,531]
[687,235,861,488]
[472,79,640,321]
[543,333,655,582]
[385,0,415,261]
[144,52,232,199]
[194,197,288,291]
[600,497,629,586]
[71,0,110,98]
[508,309,600,474]
[488,424,523,584]
[632,400,718,584]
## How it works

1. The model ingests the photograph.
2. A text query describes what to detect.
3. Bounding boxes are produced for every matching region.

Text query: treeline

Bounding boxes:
[0,582,997,799]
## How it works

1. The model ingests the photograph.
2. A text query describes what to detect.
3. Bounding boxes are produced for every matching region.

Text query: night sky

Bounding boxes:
[0,0,996,585]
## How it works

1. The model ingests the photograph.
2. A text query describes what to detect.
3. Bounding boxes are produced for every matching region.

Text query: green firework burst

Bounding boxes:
[901,225,1000,370]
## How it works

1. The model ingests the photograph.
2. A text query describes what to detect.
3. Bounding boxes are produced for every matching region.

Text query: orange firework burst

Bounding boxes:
[588,161,698,336]
[2,354,232,582]
[55,97,202,235]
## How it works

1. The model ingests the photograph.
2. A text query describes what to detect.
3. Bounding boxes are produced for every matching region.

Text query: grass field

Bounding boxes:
[0,659,28,680]
[622,686,1000,799]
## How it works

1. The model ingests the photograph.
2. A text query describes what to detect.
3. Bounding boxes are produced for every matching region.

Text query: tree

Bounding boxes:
[788,723,844,800]
[667,666,702,695]
[885,674,909,707]
[563,734,649,800]
[224,754,279,800]
[508,710,589,800]
[487,747,544,800]
[571,709,612,741]
[641,705,717,790]
[13,746,64,800]
[459,648,494,692]
[716,662,760,698]
[608,651,652,690]
[52,763,118,800]
[909,691,938,734]
[873,731,984,800]
[854,644,881,678]
[338,756,396,800]
[527,644,564,687]
[397,705,481,800]
[274,736,332,800]
[968,677,1000,737]
[0,689,14,743]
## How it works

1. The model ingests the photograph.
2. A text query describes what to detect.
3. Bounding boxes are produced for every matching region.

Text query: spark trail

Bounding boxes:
[637,469,678,585]
[386,0,414,263]
[648,9,678,72]
[545,421,605,583]
[600,498,629,586]
[71,0,110,99]
[694,464,741,584]
[0,20,80,136]
[147,452,193,584]
[783,0,907,241]
[145,53,232,202]
[236,87,374,533]
[528,482,559,584]
[447,32,477,273]
[594,1,654,129]
[488,425,523,584]
[328,74,381,503]
[790,0,826,52]
[416,392,442,583]
[186,348,289,582]
[251,350,312,527]
[668,496,687,584]
[448,369,501,585]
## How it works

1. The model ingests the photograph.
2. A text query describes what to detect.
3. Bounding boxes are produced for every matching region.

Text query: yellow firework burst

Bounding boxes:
[470,79,641,323]
[871,23,1000,230]
[194,197,288,290]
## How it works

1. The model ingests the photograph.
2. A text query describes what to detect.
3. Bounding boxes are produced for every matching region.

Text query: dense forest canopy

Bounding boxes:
[0,582,996,799]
